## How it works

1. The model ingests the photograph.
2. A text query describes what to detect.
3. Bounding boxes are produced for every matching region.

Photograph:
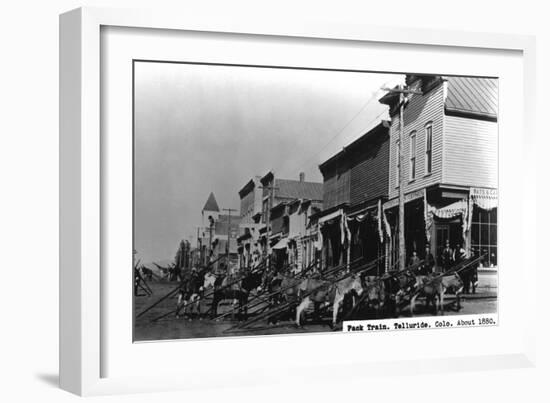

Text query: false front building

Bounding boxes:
[315,121,390,273]
[379,75,498,270]
[248,171,323,272]
[236,176,264,268]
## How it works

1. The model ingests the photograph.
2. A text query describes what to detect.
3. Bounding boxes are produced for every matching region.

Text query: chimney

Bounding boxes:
[299,172,305,182]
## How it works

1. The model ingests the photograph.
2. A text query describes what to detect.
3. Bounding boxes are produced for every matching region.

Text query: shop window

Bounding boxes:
[470,206,498,267]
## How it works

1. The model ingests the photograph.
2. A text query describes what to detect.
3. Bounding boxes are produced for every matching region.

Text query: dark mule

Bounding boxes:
[211,269,263,320]
[264,273,302,324]
[176,268,206,319]
[410,272,464,315]
[381,270,417,317]
[141,266,154,281]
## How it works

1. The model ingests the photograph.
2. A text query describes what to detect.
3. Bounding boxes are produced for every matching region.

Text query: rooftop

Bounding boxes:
[379,75,498,121]
[275,178,323,201]
[444,76,498,120]
[319,120,389,172]
[202,192,220,213]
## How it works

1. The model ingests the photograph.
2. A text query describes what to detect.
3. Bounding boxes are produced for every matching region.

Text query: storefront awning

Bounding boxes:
[347,201,377,220]
[318,209,343,225]
[430,199,467,219]
[471,187,498,210]
[383,189,424,210]
[272,238,289,250]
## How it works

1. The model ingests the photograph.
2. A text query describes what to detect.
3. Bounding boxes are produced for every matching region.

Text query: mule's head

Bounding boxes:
[350,275,364,296]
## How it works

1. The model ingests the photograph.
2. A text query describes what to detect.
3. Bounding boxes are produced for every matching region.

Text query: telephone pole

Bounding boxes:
[208,216,214,262]
[223,208,237,266]
[196,226,202,266]
[382,84,422,270]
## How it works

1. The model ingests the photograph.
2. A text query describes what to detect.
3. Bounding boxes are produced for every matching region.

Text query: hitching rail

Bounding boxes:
[139,254,265,320]
[149,256,272,322]
[226,255,385,331]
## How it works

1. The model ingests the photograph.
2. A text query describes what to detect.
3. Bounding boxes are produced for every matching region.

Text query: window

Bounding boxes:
[470,206,497,267]
[395,140,400,188]
[425,122,433,174]
[409,131,416,180]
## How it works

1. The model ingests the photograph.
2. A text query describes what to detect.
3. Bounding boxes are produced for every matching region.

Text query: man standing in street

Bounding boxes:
[409,250,420,267]
[454,242,469,292]
[441,239,454,272]
[420,243,435,275]
[454,243,467,264]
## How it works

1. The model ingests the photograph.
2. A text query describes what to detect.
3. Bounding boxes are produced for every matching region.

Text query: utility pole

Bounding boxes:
[196,226,202,266]
[382,84,422,270]
[208,216,214,262]
[223,208,237,269]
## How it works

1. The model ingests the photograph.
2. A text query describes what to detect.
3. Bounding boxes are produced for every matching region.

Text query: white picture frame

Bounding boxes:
[60,6,537,396]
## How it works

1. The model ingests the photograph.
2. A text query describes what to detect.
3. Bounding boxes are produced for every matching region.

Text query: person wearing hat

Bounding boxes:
[440,239,454,272]
[454,243,467,265]
[419,244,435,275]
[409,250,420,267]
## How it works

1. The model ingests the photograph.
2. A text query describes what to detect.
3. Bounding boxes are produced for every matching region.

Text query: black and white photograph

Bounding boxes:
[132,61,498,341]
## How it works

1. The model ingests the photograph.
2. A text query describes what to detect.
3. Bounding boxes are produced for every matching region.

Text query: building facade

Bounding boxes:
[316,121,390,272]
[200,192,241,271]
[380,75,498,270]
[236,176,263,269]
[253,171,323,271]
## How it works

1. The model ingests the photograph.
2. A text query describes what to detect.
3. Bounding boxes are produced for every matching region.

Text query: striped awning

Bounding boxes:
[272,238,289,250]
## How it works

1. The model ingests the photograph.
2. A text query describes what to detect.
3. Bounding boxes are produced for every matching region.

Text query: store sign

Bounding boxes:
[470,187,498,211]
[383,189,424,210]
[471,187,498,198]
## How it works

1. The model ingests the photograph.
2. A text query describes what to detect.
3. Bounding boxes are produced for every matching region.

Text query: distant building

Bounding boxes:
[255,171,323,271]
[379,75,498,269]
[199,192,241,271]
[236,176,263,268]
[285,198,323,271]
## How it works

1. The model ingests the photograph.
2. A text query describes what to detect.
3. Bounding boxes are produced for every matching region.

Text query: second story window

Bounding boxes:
[395,139,400,188]
[409,131,417,181]
[425,122,433,175]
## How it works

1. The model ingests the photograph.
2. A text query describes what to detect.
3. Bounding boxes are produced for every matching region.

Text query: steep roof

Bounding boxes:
[445,76,498,120]
[275,179,323,201]
[202,192,220,213]
[238,176,261,198]
[319,120,389,173]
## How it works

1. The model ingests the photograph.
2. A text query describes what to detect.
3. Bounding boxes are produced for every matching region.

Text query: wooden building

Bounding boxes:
[257,171,323,270]
[236,176,263,269]
[379,75,498,270]
[316,121,391,272]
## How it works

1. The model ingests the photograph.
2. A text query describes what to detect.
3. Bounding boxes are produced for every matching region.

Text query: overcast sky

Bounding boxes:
[134,61,404,264]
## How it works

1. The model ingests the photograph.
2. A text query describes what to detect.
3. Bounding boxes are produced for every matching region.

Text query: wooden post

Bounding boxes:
[223,208,237,272]
[381,84,422,270]
[398,88,406,271]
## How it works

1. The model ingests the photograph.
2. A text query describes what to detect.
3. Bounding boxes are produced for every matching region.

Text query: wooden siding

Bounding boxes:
[240,190,255,220]
[239,186,263,224]
[443,115,497,188]
[388,81,444,199]
[349,134,389,204]
[322,166,350,210]
[271,210,287,236]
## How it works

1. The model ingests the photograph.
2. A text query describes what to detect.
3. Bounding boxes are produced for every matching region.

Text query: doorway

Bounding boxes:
[434,219,462,267]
